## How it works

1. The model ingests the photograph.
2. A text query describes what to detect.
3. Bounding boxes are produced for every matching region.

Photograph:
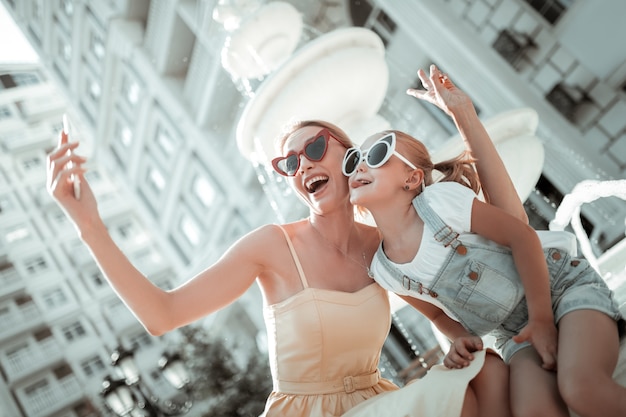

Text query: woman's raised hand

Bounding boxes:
[406,64,472,117]
[46,128,98,230]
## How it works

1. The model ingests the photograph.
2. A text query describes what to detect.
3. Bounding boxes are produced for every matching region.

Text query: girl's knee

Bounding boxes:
[511,399,563,417]
[557,372,604,416]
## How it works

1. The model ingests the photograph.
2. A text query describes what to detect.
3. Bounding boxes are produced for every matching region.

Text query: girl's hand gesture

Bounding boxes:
[406,64,472,117]
[513,318,558,371]
[443,335,484,369]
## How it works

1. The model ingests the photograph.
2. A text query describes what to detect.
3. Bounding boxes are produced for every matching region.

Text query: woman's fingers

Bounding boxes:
[47,134,86,196]
[49,156,84,185]
[47,141,79,167]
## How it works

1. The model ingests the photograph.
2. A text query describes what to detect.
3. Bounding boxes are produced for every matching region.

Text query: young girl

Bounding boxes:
[343,76,625,417]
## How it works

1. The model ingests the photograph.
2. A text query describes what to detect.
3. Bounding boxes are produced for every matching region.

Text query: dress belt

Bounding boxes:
[275,369,380,394]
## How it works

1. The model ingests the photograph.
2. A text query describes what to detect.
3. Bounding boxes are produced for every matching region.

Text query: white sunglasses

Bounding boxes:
[342,132,417,176]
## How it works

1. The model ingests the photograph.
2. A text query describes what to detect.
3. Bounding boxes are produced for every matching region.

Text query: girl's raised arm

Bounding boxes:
[407,65,528,223]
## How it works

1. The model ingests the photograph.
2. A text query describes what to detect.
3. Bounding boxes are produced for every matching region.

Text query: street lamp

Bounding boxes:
[159,352,190,390]
[101,346,193,416]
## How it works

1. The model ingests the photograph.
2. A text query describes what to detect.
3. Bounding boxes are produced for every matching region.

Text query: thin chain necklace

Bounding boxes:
[308,218,374,278]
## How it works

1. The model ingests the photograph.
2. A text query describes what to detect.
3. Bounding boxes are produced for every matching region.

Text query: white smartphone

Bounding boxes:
[63,114,81,200]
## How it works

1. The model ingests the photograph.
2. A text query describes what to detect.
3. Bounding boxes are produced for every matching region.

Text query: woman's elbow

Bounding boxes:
[137,306,179,336]
[143,319,176,337]
[145,326,167,337]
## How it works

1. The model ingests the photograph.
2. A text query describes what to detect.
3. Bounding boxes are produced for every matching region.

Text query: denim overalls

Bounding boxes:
[374,193,623,361]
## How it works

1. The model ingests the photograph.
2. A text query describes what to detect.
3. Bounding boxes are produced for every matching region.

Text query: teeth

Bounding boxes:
[306,175,328,191]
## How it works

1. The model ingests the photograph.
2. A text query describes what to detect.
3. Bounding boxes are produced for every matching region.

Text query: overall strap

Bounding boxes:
[276,225,310,289]
[412,193,466,254]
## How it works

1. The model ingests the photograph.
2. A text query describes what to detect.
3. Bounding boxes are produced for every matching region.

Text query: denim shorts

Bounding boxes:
[491,248,623,363]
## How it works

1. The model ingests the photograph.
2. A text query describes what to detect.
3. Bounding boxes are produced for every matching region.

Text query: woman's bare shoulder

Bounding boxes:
[242,221,306,249]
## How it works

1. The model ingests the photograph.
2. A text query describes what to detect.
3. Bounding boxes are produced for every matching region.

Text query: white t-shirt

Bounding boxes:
[371,182,577,319]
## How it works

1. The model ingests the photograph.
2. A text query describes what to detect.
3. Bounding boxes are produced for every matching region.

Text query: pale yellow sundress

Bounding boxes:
[260,225,484,416]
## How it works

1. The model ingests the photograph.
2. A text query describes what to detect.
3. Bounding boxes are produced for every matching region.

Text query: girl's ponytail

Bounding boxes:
[433,150,481,194]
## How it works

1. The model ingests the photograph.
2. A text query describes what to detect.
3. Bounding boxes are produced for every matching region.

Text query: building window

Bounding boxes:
[24,379,50,398]
[42,288,69,309]
[61,40,72,62]
[34,328,53,341]
[0,193,15,214]
[89,32,106,60]
[6,343,30,367]
[15,294,34,306]
[348,0,396,46]
[62,321,87,342]
[128,331,154,351]
[22,155,45,171]
[122,77,141,107]
[90,270,106,287]
[88,80,101,102]
[114,122,133,148]
[116,220,137,239]
[545,83,590,123]
[147,167,166,194]
[376,9,397,34]
[4,223,31,244]
[492,30,536,70]
[81,355,106,377]
[0,72,40,88]
[0,74,16,89]
[53,363,73,379]
[524,0,571,24]
[154,124,178,159]
[192,174,216,208]
[24,255,49,275]
[12,72,40,86]
[180,213,202,246]
[61,0,74,18]
[0,105,11,120]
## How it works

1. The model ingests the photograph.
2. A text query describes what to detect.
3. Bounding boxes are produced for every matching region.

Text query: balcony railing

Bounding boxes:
[20,375,83,417]
[0,266,23,296]
[4,337,64,381]
[0,302,42,338]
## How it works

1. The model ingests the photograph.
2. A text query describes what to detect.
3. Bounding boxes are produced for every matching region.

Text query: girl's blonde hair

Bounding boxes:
[384,129,481,194]
[276,120,353,154]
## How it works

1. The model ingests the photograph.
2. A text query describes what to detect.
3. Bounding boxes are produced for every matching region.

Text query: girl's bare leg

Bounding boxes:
[459,386,478,417]
[557,310,625,417]
[469,352,512,417]
[509,347,569,417]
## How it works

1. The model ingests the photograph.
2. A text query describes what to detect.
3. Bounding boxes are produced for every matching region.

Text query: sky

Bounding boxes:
[0,2,39,63]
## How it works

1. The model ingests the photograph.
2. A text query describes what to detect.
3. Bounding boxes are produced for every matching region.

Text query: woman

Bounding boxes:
[47,65,515,416]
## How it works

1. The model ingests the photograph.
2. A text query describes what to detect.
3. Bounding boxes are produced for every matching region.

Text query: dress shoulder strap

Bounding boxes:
[275,225,309,289]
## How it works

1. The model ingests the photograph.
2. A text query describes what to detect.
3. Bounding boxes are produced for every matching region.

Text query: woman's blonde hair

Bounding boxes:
[275,120,353,154]
[384,129,481,194]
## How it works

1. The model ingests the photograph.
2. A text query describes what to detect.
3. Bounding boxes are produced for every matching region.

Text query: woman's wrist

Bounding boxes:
[78,217,108,246]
